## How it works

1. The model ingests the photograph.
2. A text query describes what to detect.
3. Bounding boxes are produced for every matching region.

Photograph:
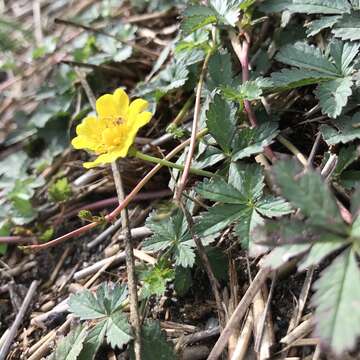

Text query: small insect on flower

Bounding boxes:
[71,88,152,168]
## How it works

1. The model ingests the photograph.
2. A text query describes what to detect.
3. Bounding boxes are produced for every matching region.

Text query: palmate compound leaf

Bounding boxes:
[196,163,291,248]
[231,122,279,161]
[143,210,195,268]
[273,160,347,234]
[68,283,132,352]
[68,283,128,320]
[269,40,357,118]
[47,326,87,360]
[259,0,351,14]
[320,112,360,145]
[312,248,360,354]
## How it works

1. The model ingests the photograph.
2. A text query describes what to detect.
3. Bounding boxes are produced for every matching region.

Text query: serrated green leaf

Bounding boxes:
[329,39,360,75]
[68,290,106,320]
[299,240,346,270]
[158,60,189,92]
[143,211,188,252]
[306,15,341,36]
[131,321,175,360]
[182,6,217,34]
[68,283,127,320]
[134,60,189,101]
[48,177,72,203]
[0,151,28,179]
[221,79,267,102]
[182,0,240,34]
[234,207,264,248]
[48,326,87,360]
[143,211,194,267]
[196,203,246,237]
[260,0,351,14]
[78,321,107,360]
[175,242,196,268]
[210,0,240,27]
[208,51,234,89]
[194,145,226,169]
[231,122,279,160]
[315,77,353,118]
[332,144,358,178]
[196,162,291,249]
[139,263,174,299]
[320,112,360,145]
[273,160,346,233]
[276,42,340,76]
[332,11,360,40]
[106,312,132,349]
[228,162,265,201]
[206,94,237,153]
[196,178,247,204]
[256,196,293,217]
[269,68,334,90]
[312,248,360,354]
[262,244,311,269]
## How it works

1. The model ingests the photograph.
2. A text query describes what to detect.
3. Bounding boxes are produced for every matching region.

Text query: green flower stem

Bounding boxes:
[131,149,215,178]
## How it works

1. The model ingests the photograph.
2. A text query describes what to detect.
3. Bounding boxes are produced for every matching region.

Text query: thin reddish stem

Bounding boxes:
[0,236,35,245]
[230,31,276,161]
[22,131,207,251]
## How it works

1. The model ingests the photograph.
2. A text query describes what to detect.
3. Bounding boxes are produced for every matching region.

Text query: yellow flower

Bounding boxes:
[71,88,152,168]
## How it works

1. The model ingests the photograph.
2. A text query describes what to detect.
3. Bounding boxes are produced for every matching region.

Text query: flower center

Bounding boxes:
[113,117,125,126]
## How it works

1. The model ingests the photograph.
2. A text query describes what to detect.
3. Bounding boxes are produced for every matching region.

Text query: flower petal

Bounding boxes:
[113,88,129,117]
[96,94,117,119]
[135,111,152,127]
[83,150,126,168]
[128,99,149,119]
[72,116,103,151]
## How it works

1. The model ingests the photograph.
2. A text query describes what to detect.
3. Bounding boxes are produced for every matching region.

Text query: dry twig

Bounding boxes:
[0,280,38,360]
